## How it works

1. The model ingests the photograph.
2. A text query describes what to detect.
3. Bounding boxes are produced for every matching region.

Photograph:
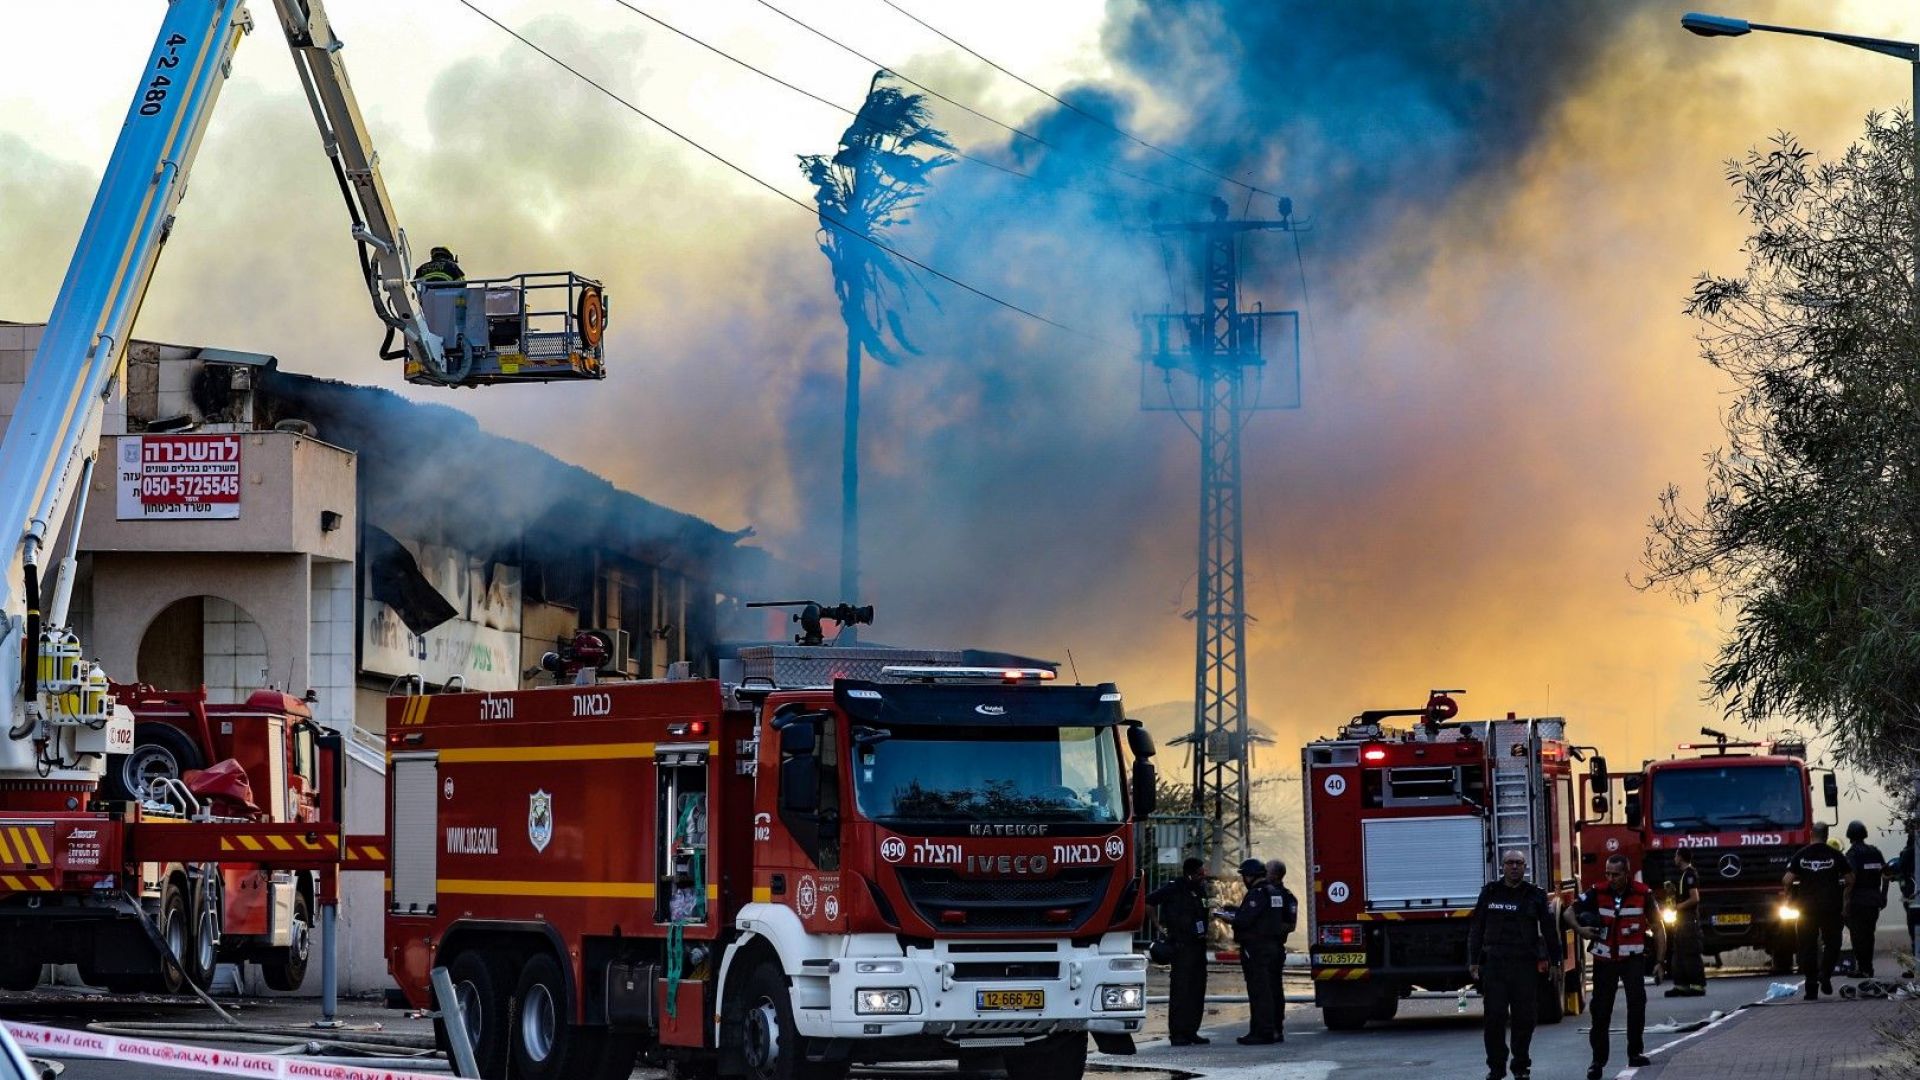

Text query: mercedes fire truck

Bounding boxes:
[1301,692,1584,1030]
[383,645,1155,1080]
[1579,729,1836,972]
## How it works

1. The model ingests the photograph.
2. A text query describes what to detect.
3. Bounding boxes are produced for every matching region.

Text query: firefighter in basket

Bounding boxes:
[1467,849,1557,1080]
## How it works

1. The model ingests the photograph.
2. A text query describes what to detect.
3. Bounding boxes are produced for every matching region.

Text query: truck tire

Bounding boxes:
[510,951,604,1080]
[1369,993,1400,1021]
[1321,1005,1372,1031]
[1769,936,1796,975]
[0,958,40,992]
[435,951,510,1079]
[259,888,311,992]
[181,871,221,991]
[1004,1032,1088,1080]
[105,724,204,803]
[155,876,194,995]
[738,963,847,1080]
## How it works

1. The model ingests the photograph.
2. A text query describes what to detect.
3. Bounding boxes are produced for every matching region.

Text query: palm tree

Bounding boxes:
[800,73,954,611]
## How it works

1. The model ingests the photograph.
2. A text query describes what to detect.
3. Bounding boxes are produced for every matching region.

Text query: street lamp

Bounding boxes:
[1680,12,1920,319]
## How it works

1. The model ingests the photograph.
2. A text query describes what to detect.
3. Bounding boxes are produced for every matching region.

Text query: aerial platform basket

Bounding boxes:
[414,271,609,386]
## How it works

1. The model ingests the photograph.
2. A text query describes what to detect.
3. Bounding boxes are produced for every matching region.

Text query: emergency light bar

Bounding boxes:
[879,666,1058,683]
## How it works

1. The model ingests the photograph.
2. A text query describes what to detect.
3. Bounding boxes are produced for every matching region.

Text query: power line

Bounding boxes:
[745,0,1215,201]
[455,0,1123,348]
[602,0,1034,182]
[877,0,1282,203]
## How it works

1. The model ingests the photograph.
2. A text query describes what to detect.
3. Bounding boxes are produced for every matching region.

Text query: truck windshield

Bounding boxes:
[851,725,1125,824]
[1649,763,1805,832]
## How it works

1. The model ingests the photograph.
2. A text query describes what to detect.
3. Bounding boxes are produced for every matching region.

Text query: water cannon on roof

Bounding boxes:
[745,600,874,647]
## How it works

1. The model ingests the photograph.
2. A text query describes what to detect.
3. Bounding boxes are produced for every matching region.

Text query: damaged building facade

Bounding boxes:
[0,321,771,991]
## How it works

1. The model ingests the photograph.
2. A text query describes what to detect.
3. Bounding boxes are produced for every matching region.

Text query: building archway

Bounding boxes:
[136,595,269,703]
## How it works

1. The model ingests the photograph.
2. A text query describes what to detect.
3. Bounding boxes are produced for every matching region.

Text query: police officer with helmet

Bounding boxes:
[1217,857,1288,1045]
[1843,821,1888,977]
[1467,849,1557,1080]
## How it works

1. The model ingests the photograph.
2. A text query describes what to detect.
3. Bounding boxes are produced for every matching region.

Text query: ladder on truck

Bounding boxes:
[1466,719,1565,881]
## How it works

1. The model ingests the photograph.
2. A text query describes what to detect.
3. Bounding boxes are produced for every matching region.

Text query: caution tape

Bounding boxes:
[4,1020,447,1079]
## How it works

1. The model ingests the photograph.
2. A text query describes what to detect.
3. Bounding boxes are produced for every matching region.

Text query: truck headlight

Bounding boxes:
[1778,904,1799,921]
[855,989,911,1015]
[1098,984,1143,1011]
[1661,909,1676,926]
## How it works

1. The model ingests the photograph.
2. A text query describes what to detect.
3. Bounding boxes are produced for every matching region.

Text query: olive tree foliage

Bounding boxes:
[1644,112,1919,780]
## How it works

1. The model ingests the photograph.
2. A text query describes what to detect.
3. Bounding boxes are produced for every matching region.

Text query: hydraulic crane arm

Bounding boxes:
[1,0,608,782]
[269,0,457,384]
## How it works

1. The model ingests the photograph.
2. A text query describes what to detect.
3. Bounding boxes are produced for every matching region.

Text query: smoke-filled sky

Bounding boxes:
[3,0,1916,835]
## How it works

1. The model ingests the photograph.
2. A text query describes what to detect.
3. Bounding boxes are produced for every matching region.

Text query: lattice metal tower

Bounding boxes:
[1142,198,1299,870]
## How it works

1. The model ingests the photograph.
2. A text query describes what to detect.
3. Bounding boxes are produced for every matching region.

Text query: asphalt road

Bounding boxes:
[8,927,1909,1080]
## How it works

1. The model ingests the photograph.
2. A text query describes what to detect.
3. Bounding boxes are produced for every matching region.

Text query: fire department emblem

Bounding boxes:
[528,790,554,853]
[796,875,818,918]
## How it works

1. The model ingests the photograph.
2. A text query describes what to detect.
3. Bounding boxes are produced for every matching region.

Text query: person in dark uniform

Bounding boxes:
[1467,849,1556,1080]
[413,245,465,283]
[1570,854,1664,1080]
[1147,858,1211,1045]
[1663,847,1706,997]
[1217,857,1285,1046]
[1843,821,1887,978]
[1265,858,1300,1040]
[1785,822,1853,998]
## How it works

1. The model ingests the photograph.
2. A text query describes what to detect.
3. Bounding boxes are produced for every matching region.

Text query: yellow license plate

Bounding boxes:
[1712,913,1752,926]
[1317,952,1367,966]
[976,989,1044,1011]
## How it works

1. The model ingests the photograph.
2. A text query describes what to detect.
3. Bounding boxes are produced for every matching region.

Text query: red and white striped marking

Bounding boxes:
[5,1021,447,1080]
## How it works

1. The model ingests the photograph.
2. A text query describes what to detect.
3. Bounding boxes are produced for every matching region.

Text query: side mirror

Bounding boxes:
[779,719,817,758]
[1126,722,1156,760]
[1589,755,1608,783]
[1621,774,1642,794]
[1132,760,1158,817]
[780,754,820,815]
[1591,794,1610,817]
[1624,793,1642,829]
[1823,772,1838,808]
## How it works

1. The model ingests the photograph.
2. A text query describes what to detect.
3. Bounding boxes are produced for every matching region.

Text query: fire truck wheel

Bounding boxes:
[1769,940,1796,975]
[739,963,847,1080]
[511,951,603,1080]
[1321,1005,1372,1031]
[260,888,312,992]
[180,873,221,990]
[1002,1033,1088,1080]
[155,876,194,995]
[105,724,205,803]
[1369,993,1400,1022]
[435,951,510,1078]
[0,958,40,992]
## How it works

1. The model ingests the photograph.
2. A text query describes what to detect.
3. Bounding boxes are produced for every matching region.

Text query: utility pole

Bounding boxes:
[1141,196,1301,871]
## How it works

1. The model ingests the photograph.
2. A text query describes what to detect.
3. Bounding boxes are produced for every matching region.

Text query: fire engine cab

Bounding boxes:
[385,643,1154,1080]
[1301,692,1584,1030]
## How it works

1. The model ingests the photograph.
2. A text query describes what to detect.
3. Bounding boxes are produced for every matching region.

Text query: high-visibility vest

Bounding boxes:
[1580,881,1654,960]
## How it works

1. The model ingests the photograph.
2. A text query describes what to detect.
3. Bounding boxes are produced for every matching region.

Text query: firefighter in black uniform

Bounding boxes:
[1663,847,1706,996]
[1467,849,1557,1080]
[1217,857,1286,1045]
[1147,858,1212,1045]
[412,245,465,283]
[1785,822,1853,998]
[1843,821,1888,977]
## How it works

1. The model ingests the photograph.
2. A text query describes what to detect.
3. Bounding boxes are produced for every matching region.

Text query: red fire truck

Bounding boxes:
[1301,692,1584,1030]
[0,684,377,994]
[1578,728,1836,973]
[383,645,1154,1080]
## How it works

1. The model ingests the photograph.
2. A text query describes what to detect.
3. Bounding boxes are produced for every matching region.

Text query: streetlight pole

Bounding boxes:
[1681,12,1920,329]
